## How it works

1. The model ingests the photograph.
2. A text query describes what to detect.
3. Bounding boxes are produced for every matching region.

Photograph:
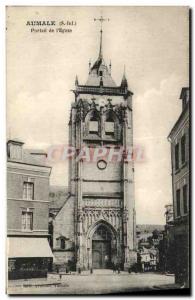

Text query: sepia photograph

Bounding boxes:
[6,6,190,295]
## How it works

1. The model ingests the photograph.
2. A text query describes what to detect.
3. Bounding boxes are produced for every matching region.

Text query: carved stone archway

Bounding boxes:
[86,220,118,269]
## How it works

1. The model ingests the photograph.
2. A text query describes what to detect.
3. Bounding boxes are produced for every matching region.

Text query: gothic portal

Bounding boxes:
[53,18,137,270]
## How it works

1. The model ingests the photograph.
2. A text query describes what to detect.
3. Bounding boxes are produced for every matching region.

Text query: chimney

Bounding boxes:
[7,139,24,160]
[180,87,189,110]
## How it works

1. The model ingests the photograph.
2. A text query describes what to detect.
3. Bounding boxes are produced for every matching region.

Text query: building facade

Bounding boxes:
[53,23,137,270]
[168,87,190,286]
[48,185,69,266]
[158,205,175,274]
[137,246,159,272]
[7,139,53,279]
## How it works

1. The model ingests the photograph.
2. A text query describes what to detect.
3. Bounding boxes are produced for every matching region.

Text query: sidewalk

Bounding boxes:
[7,272,175,295]
[8,277,67,288]
[153,283,189,290]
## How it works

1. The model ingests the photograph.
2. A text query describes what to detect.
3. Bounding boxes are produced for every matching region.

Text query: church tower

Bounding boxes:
[68,17,136,270]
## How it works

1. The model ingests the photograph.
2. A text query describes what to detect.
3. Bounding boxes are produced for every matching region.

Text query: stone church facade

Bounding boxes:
[53,24,137,270]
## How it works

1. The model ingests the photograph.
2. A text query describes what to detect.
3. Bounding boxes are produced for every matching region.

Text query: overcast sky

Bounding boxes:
[7,6,189,224]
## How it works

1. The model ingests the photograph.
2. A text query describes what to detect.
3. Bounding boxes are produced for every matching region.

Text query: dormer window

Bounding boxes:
[89,121,98,133]
[105,121,114,135]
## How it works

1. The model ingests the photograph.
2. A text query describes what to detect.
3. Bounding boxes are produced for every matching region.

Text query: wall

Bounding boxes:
[171,108,189,219]
[7,161,50,236]
[53,196,75,249]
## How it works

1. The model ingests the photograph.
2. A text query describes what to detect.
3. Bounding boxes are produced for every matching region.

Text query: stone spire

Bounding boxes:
[99,28,103,59]
[94,15,109,60]
[75,75,79,86]
[86,16,116,87]
[121,65,128,89]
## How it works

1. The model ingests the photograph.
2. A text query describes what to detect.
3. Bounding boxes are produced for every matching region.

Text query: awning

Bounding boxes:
[7,237,54,258]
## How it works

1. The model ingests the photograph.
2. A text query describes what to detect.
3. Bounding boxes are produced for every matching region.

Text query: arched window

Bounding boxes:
[60,238,65,250]
[56,236,66,250]
[92,225,112,241]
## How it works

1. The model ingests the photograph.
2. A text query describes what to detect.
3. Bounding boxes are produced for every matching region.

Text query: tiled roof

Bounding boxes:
[86,73,116,87]
[7,148,50,168]
[49,185,69,209]
[27,149,47,154]
[85,57,116,87]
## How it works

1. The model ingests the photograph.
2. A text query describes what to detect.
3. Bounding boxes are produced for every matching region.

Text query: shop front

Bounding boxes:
[7,237,53,280]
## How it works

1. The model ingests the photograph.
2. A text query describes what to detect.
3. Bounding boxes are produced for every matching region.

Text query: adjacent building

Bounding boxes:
[7,139,53,279]
[53,22,137,271]
[158,204,175,273]
[48,186,71,268]
[168,87,190,286]
[137,246,159,272]
[136,225,164,272]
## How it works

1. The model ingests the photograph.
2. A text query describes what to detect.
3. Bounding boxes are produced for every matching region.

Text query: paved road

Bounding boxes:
[8,272,175,295]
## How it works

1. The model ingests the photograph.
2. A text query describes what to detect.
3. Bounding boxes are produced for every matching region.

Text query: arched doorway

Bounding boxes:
[92,225,112,269]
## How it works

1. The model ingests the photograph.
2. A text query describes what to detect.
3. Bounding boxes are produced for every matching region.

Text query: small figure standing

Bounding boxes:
[117,265,121,274]
[112,262,116,273]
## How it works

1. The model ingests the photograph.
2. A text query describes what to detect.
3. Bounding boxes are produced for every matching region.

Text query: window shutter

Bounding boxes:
[105,122,114,134]
[89,121,98,133]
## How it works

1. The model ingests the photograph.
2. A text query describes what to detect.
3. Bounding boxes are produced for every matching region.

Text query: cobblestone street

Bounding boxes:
[8,271,175,295]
